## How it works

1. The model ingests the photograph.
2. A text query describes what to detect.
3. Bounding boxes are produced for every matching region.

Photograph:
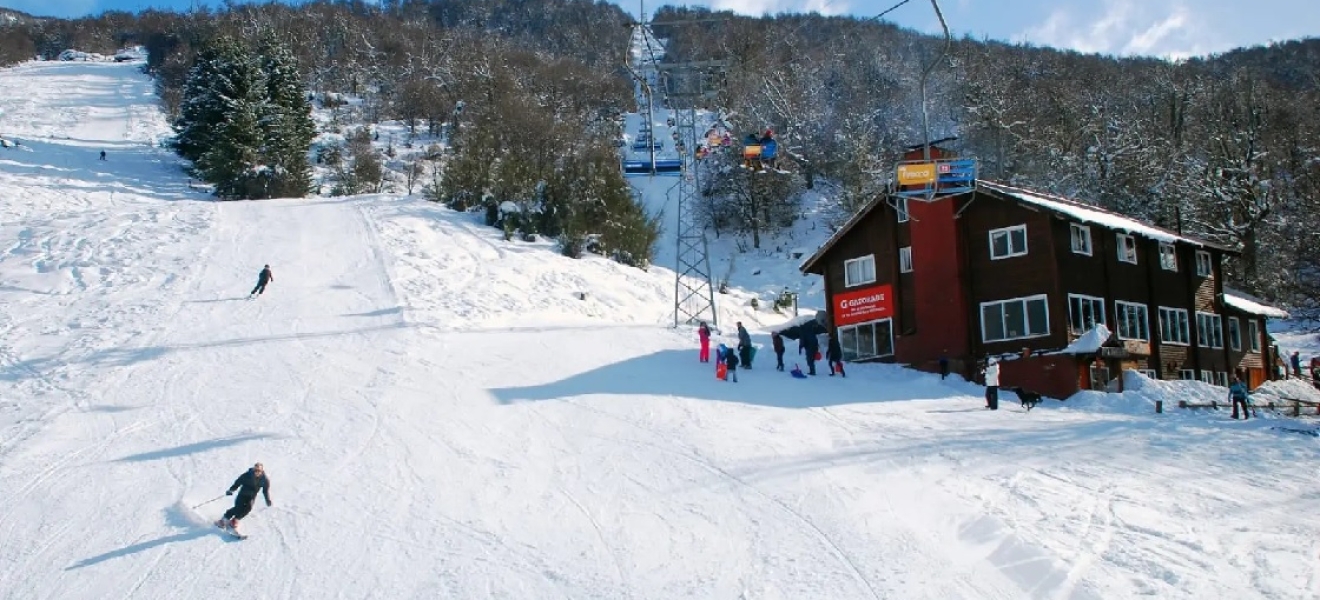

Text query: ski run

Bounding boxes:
[1,59,1319,600]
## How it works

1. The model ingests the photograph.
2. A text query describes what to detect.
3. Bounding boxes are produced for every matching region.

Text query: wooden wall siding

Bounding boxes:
[900,195,971,367]
[1193,250,1217,310]
[820,203,903,330]
[1158,345,1189,377]
[962,192,1065,356]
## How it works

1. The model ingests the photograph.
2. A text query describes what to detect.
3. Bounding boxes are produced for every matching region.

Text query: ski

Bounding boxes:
[216,520,248,539]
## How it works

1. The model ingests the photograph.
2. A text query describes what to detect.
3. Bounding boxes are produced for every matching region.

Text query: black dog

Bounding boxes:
[1008,387,1042,411]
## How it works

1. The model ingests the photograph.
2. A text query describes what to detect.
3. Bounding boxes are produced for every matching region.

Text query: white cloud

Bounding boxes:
[710,0,848,17]
[1015,0,1213,58]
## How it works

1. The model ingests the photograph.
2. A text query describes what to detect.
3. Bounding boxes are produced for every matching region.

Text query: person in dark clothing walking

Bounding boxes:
[736,322,752,369]
[826,332,845,377]
[217,462,271,532]
[1291,351,1302,378]
[99,150,106,160]
[1229,375,1252,420]
[939,353,950,380]
[249,265,274,297]
[771,331,786,371]
[801,333,819,376]
[723,344,740,382]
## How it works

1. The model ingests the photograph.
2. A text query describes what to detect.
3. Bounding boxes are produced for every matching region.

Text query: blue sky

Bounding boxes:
[3,0,1317,58]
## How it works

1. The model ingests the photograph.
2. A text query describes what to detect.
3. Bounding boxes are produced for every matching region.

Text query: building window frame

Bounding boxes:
[1228,317,1242,351]
[1200,370,1214,384]
[1158,306,1191,346]
[1180,369,1196,381]
[1248,319,1261,352]
[1116,233,1138,264]
[1070,224,1092,256]
[837,318,895,361]
[843,254,876,288]
[1114,300,1150,341]
[1067,293,1106,336]
[1195,250,1213,277]
[1196,311,1224,349]
[980,294,1051,343]
[899,246,913,273]
[895,197,909,223]
[1159,242,1178,271]
[988,225,1028,260]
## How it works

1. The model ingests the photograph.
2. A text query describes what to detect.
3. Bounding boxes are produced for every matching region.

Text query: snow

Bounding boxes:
[980,181,1218,248]
[1060,324,1111,354]
[2,59,1320,600]
[1224,286,1290,319]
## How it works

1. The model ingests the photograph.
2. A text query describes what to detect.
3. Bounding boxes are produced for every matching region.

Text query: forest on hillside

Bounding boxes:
[0,0,1316,307]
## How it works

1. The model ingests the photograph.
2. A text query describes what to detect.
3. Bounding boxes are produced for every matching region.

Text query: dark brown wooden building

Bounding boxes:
[800,175,1288,399]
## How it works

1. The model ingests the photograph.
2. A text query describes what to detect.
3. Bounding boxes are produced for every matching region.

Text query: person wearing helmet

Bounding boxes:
[216,462,271,534]
[249,264,274,298]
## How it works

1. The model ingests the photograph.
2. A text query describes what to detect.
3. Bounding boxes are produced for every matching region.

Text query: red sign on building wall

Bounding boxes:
[834,284,894,327]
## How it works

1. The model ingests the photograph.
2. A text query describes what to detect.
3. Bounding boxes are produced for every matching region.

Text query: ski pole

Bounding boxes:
[192,495,226,509]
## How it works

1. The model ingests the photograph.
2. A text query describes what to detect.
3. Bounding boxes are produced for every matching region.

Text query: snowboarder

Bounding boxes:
[723,343,740,383]
[698,322,711,363]
[771,331,786,371]
[736,322,752,369]
[216,462,271,535]
[939,353,950,380]
[800,333,819,376]
[249,264,274,298]
[826,331,845,377]
[1229,375,1252,420]
[983,357,1000,410]
[98,150,106,161]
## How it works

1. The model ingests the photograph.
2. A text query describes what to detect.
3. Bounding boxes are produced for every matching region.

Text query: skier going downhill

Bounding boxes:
[216,462,271,535]
[249,265,274,298]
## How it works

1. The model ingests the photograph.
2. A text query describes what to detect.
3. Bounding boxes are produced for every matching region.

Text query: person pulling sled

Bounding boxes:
[216,462,271,537]
[249,265,274,298]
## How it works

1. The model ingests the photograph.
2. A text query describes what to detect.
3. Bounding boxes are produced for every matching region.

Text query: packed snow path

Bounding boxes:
[2,60,1319,600]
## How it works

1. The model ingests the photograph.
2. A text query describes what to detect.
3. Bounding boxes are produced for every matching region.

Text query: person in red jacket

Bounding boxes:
[698,321,711,363]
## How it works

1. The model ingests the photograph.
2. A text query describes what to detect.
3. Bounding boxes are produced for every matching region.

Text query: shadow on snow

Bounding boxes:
[112,433,280,462]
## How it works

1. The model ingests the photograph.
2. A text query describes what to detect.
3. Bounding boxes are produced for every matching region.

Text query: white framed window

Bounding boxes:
[988,225,1028,260]
[1070,224,1092,256]
[1215,372,1229,387]
[1195,250,1213,277]
[1248,320,1261,352]
[1116,233,1138,264]
[838,319,894,361]
[1228,317,1241,351]
[1136,369,1158,379]
[980,294,1050,342]
[1196,312,1224,348]
[1200,370,1214,384]
[1114,301,1150,341]
[895,197,909,223]
[1159,243,1177,271]
[843,254,876,287]
[1158,307,1191,345]
[1180,369,1196,380]
[899,246,913,273]
[1067,294,1106,336]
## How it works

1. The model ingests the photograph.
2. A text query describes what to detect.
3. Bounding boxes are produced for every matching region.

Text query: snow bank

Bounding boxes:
[1224,287,1290,319]
[1060,324,1111,354]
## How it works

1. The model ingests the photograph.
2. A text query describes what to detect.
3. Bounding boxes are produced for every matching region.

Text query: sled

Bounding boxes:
[716,363,728,381]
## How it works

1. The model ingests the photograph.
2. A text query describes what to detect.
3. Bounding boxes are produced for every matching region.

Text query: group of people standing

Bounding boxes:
[697,321,845,382]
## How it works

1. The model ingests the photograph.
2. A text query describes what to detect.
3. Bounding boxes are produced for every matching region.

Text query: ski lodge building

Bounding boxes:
[799,143,1289,399]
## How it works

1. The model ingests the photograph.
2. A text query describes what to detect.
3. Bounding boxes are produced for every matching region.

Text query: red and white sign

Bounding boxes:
[834,284,894,327]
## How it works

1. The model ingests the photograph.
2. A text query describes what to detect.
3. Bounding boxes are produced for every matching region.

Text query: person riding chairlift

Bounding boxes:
[759,129,778,170]
[742,133,762,169]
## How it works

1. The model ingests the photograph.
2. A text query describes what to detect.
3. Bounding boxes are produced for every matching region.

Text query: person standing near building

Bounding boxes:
[736,322,752,369]
[983,357,1000,410]
[801,332,819,376]
[697,322,711,363]
[1229,375,1252,420]
[826,331,845,377]
[939,353,950,380]
[1291,351,1302,378]
[771,331,786,371]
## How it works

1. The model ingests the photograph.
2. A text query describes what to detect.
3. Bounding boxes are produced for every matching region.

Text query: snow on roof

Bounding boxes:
[766,313,821,333]
[1060,323,1112,354]
[978,181,1228,250]
[1223,287,1289,319]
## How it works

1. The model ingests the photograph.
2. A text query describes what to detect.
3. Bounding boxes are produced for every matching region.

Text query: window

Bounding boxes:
[1180,369,1196,381]
[1116,233,1138,264]
[1248,320,1261,352]
[843,255,876,287]
[1136,369,1158,379]
[1200,370,1214,384]
[1158,307,1191,345]
[981,294,1050,342]
[838,319,894,361]
[1070,224,1092,256]
[1196,312,1224,348]
[1228,317,1241,351]
[1067,294,1106,335]
[1215,372,1229,387]
[1114,301,1150,341]
[895,197,909,223]
[898,246,913,273]
[1159,243,1178,271]
[988,225,1028,260]
[1195,250,1213,277]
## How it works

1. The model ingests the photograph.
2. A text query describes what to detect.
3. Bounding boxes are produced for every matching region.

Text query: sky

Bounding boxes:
[2,0,1317,58]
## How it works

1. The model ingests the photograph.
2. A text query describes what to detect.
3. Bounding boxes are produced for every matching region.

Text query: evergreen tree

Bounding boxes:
[258,40,316,198]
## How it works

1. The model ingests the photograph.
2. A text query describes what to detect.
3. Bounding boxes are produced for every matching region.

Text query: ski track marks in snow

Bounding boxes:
[1,59,1320,600]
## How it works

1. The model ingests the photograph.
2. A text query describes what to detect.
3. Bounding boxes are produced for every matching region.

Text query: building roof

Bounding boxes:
[1223,287,1290,319]
[978,181,1235,252]
[799,195,889,274]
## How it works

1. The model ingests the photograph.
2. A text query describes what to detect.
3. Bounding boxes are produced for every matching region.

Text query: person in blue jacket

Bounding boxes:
[1229,375,1252,420]
[758,129,778,170]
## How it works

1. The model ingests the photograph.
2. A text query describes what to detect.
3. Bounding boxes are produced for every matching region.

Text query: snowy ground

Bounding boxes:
[2,59,1320,600]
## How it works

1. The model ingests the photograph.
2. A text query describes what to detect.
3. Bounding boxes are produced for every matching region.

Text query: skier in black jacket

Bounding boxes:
[249,265,274,298]
[217,463,271,532]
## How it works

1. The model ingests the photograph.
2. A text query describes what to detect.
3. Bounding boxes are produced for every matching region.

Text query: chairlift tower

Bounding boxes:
[657,60,725,328]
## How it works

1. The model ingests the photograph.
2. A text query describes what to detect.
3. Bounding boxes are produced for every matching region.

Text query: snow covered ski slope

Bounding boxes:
[2,59,1320,600]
